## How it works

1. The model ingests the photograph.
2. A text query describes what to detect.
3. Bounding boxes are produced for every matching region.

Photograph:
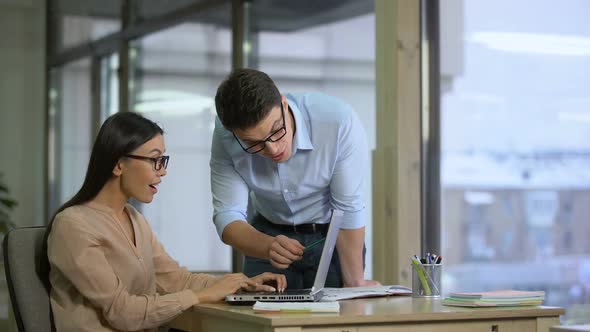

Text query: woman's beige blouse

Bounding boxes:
[48,202,217,331]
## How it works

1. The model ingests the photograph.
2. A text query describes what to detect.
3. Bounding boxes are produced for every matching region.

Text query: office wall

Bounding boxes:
[0,0,46,228]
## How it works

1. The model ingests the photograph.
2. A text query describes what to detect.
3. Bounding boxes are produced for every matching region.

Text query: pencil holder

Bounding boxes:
[411,263,442,297]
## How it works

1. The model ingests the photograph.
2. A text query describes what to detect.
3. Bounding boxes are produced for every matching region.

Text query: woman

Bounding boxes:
[45,112,286,331]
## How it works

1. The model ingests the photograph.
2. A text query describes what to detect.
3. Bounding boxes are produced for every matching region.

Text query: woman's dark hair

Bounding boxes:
[215,68,282,131]
[40,112,163,289]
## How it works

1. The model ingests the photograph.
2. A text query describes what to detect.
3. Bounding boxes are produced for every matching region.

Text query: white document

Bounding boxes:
[320,285,411,302]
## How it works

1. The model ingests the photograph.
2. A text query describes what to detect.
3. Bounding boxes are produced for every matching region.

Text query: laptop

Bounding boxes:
[225,210,343,303]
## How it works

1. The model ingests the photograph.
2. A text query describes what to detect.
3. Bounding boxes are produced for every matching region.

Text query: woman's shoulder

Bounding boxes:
[54,205,87,223]
[52,204,105,233]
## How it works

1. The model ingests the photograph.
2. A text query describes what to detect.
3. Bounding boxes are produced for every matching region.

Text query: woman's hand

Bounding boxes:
[194,273,257,303]
[247,272,288,293]
[267,235,304,269]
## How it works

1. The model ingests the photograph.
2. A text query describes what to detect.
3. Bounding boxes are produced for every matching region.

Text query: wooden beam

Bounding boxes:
[373,0,422,286]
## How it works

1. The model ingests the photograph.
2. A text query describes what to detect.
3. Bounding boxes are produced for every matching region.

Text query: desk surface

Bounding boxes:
[551,326,590,332]
[174,296,565,328]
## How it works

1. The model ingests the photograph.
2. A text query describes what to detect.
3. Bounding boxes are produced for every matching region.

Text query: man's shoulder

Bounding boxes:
[212,116,236,145]
[288,92,352,110]
[289,92,354,125]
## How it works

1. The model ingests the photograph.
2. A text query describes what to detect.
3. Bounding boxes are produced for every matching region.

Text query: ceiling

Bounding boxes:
[55,0,374,32]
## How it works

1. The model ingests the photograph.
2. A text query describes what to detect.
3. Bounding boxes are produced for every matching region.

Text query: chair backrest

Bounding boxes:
[3,226,54,332]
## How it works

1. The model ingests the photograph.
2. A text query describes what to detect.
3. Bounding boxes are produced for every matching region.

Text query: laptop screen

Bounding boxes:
[311,210,343,294]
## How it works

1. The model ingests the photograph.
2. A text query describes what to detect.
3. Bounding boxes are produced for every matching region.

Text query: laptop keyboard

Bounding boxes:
[236,288,312,296]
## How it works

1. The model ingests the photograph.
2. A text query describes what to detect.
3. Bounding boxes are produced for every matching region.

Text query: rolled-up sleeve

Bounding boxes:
[210,120,250,238]
[329,109,368,229]
[48,216,195,331]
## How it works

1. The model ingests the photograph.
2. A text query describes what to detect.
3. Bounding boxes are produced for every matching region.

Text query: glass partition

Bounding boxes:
[254,12,376,278]
[439,0,590,322]
[53,58,93,206]
[132,21,233,272]
[101,53,119,121]
[54,0,121,51]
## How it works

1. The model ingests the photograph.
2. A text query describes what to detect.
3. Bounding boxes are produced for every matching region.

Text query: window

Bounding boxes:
[48,58,93,206]
[255,12,376,278]
[132,21,233,272]
[53,0,121,51]
[440,0,590,320]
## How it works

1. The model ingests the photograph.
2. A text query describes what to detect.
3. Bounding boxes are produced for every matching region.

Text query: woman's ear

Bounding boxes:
[112,160,124,177]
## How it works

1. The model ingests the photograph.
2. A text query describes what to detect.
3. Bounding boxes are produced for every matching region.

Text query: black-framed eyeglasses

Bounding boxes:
[233,104,287,154]
[125,155,170,171]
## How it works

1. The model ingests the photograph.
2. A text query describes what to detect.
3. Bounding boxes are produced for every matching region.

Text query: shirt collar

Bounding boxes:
[288,96,313,151]
[84,201,134,218]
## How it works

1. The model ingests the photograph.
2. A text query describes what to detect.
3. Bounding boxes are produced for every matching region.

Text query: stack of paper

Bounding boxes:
[320,285,411,301]
[253,301,340,313]
[443,290,545,307]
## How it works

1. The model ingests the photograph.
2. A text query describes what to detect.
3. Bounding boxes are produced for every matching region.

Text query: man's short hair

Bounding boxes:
[215,68,282,131]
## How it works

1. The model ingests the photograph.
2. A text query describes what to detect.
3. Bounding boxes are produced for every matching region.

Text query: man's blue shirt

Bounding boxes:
[210,92,368,238]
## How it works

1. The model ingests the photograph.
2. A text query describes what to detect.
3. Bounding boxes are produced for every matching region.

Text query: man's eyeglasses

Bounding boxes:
[125,155,170,171]
[233,104,287,154]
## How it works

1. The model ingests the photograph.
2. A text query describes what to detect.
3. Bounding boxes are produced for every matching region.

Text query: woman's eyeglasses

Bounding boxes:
[125,155,170,171]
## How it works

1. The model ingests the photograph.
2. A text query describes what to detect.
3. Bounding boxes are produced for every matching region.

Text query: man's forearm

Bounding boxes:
[221,221,273,259]
[336,227,366,287]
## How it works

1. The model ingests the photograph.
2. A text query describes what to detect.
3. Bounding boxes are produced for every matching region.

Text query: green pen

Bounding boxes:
[303,238,325,253]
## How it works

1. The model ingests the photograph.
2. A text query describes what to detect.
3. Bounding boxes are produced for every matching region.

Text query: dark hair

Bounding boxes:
[215,68,282,131]
[40,112,163,290]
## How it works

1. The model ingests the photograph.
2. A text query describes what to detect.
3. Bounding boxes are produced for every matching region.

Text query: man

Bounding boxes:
[210,68,378,289]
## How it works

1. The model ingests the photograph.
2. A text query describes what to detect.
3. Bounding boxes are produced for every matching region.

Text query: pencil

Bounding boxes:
[303,238,325,253]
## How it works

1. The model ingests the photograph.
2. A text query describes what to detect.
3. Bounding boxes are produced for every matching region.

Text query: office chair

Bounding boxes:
[3,226,54,332]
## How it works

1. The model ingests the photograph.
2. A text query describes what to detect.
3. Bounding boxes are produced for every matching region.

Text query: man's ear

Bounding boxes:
[112,160,123,177]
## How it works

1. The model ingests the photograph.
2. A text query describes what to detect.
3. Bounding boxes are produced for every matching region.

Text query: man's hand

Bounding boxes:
[267,235,304,269]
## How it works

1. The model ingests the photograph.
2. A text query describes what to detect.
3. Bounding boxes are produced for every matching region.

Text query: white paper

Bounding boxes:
[320,285,412,302]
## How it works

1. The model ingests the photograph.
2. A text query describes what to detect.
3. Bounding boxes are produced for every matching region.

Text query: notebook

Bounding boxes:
[225,210,343,303]
[443,290,545,307]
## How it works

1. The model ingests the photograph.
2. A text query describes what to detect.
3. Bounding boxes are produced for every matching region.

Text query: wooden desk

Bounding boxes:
[171,297,564,332]
[551,326,590,332]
